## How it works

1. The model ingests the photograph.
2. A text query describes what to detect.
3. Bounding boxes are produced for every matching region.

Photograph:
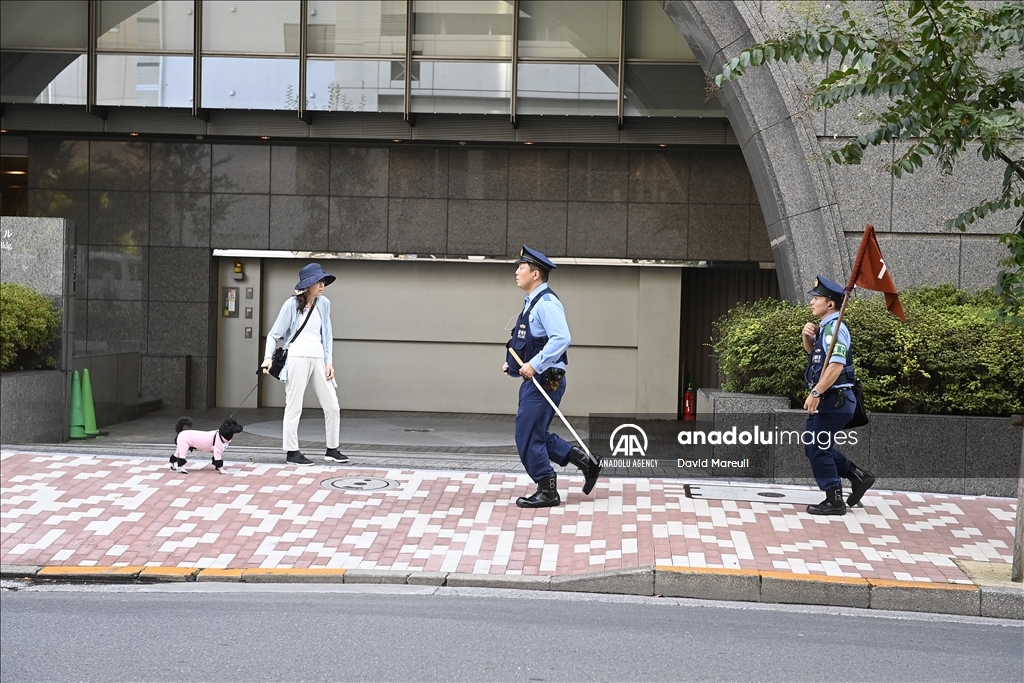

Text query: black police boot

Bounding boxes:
[516,476,561,508]
[566,446,602,495]
[806,487,846,516]
[845,462,875,507]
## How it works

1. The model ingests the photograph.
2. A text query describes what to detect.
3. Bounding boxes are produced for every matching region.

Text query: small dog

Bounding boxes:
[171,417,244,474]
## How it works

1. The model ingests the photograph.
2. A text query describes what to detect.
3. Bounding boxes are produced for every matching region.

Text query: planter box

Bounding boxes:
[0,354,140,444]
[700,390,1022,497]
[0,370,68,443]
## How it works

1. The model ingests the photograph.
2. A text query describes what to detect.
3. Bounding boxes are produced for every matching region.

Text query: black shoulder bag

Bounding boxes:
[268,298,317,380]
[844,380,869,430]
[842,337,869,430]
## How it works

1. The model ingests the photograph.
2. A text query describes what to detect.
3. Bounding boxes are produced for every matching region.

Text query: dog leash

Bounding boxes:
[226,371,266,420]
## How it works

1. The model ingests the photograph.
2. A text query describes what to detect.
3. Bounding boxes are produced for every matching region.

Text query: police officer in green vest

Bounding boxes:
[802,276,875,515]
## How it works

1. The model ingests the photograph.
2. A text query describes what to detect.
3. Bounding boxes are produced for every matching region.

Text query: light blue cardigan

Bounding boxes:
[264,295,336,386]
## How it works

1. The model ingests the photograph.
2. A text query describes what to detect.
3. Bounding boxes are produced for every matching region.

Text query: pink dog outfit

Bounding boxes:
[171,429,229,474]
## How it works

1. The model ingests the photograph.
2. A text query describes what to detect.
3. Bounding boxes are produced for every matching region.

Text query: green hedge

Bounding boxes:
[0,282,61,372]
[711,284,1024,416]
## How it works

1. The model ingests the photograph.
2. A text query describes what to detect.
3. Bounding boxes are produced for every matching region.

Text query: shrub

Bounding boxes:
[711,284,1024,416]
[0,282,61,372]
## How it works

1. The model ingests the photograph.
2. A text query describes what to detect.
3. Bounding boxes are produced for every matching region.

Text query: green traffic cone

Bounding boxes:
[82,368,101,436]
[69,370,88,440]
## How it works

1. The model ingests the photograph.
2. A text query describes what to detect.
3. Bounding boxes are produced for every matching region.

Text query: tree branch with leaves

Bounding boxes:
[715,0,1023,323]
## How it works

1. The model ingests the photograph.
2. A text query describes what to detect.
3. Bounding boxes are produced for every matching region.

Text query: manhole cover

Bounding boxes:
[322,476,400,491]
[757,492,786,498]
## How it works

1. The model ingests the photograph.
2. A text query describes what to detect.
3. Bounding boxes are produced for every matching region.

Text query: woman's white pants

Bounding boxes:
[282,355,340,452]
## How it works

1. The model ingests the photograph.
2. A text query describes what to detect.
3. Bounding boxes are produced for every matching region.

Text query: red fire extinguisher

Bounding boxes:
[682,374,696,421]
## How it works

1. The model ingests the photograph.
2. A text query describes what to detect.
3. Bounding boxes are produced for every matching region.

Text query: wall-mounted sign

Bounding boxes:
[222,287,239,317]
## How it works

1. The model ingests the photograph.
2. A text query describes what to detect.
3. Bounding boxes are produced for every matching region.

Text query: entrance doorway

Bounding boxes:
[679,265,781,403]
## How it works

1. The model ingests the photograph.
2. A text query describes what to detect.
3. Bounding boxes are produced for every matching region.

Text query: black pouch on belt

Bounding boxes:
[832,388,847,409]
[541,368,565,391]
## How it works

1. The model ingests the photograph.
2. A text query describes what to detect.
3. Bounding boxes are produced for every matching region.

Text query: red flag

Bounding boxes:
[848,224,906,320]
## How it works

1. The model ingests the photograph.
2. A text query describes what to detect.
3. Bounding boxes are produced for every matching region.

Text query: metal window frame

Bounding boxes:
[510,0,520,127]
[192,0,205,119]
[616,0,626,129]
[403,0,413,125]
[86,0,104,118]
[96,49,194,56]
[298,0,310,122]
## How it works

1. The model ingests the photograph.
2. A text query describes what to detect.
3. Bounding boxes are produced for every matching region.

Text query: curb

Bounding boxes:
[3,564,1020,620]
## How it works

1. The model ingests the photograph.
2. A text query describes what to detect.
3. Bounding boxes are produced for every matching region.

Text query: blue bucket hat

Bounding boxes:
[515,245,557,273]
[294,262,336,291]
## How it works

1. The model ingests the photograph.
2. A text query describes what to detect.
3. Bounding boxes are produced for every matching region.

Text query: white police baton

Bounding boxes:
[507,347,598,464]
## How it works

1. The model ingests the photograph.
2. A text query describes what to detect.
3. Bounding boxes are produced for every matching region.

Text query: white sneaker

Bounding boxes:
[216,467,228,474]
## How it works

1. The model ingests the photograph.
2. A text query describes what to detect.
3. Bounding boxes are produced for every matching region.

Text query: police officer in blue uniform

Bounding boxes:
[802,276,875,515]
[504,246,601,508]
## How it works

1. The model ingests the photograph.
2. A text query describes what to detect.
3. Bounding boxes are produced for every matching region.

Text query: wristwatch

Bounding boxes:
[810,388,821,398]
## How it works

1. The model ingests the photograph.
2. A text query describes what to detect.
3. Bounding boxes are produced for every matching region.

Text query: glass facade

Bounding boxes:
[0,0,714,117]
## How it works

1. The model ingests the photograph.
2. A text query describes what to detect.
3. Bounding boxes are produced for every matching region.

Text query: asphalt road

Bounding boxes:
[1,584,1021,682]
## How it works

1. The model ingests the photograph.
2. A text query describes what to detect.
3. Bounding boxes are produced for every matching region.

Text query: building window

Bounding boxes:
[624,0,695,60]
[307,0,406,56]
[202,0,301,54]
[1,53,87,105]
[518,0,621,60]
[412,0,514,58]
[97,54,193,108]
[1,153,29,217]
[411,62,511,115]
[306,59,404,113]
[98,0,195,52]
[201,57,299,110]
[623,64,724,117]
[517,63,618,116]
[0,1,88,50]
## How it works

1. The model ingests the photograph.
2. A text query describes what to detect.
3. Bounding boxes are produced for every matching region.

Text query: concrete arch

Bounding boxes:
[662,0,850,301]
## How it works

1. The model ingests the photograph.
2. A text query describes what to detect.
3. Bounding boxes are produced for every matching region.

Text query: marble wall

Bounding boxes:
[26,138,767,408]
[662,0,1017,303]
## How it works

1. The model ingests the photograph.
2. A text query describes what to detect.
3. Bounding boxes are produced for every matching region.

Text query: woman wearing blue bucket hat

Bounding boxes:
[261,262,347,466]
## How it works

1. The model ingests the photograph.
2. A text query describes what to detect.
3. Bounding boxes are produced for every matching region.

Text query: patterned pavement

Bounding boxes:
[1,451,1017,583]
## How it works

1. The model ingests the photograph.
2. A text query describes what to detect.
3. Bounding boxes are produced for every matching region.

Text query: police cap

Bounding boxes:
[807,275,845,304]
[516,245,557,272]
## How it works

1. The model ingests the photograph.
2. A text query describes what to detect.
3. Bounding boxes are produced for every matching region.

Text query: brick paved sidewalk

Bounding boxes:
[1,451,1016,583]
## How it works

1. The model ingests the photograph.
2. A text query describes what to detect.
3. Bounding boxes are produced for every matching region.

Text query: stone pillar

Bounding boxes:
[0,216,76,442]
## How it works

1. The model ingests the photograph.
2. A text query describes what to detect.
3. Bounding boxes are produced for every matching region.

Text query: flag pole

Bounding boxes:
[823,288,852,362]
[823,224,874,361]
